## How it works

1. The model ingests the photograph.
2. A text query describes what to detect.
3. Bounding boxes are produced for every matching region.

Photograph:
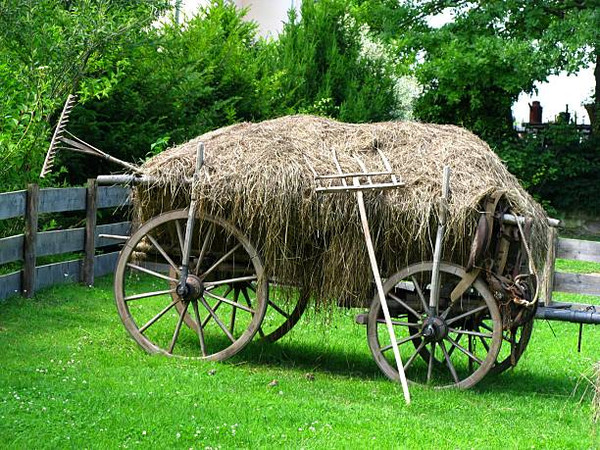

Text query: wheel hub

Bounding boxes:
[421,316,448,342]
[176,274,204,301]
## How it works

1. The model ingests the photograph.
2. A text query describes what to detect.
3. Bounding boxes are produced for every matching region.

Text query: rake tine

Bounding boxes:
[40,94,78,178]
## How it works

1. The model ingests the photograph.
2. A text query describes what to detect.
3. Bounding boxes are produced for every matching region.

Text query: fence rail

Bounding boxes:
[545,231,600,303]
[0,181,132,300]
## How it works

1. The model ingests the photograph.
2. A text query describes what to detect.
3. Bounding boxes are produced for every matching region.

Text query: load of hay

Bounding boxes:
[137,115,550,304]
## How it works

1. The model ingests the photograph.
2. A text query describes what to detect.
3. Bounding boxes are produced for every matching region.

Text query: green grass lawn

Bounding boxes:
[0,275,599,449]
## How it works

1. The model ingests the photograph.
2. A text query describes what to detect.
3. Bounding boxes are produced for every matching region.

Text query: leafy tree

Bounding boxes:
[411,0,599,137]
[0,0,167,191]
[66,0,279,179]
[353,0,598,136]
[272,0,400,122]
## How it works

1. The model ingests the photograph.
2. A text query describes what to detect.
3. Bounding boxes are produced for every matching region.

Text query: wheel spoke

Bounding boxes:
[201,301,222,328]
[201,285,232,328]
[229,288,240,334]
[168,300,189,354]
[376,319,419,327]
[440,340,459,384]
[124,288,176,302]
[267,299,291,319]
[446,336,483,365]
[447,331,463,357]
[478,334,490,352]
[204,275,257,287]
[427,342,436,383]
[479,322,494,333]
[139,299,180,333]
[404,340,426,371]
[175,220,185,256]
[146,233,180,275]
[446,305,488,326]
[380,332,422,353]
[200,243,242,279]
[200,297,235,343]
[448,328,493,339]
[192,299,206,357]
[195,224,215,275]
[389,292,423,320]
[468,335,474,373]
[126,263,178,283]
[410,276,429,313]
[204,290,255,314]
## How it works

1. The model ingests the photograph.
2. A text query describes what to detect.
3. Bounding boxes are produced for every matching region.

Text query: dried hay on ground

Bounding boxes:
[138,115,549,304]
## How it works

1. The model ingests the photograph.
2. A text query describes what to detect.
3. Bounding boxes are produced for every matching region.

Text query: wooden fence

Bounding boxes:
[544,228,600,304]
[0,181,131,300]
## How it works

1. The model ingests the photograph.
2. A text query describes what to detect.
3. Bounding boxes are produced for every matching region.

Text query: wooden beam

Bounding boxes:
[0,222,130,266]
[23,184,39,298]
[35,259,81,292]
[0,271,21,300]
[97,186,132,208]
[82,179,97,286]
[0,234,24,265]
[38,187,86,214]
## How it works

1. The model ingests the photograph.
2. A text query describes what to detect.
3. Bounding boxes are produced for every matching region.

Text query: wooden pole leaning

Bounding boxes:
[313,150,410,404]
[355,181,411,404]
[429,167,451,314]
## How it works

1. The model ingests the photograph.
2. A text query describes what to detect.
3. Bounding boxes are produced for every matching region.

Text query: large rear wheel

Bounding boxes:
[115,209,267,360]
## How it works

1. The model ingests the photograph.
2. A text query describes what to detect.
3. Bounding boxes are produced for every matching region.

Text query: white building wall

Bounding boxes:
[235,0,297,37]
[176,0,298,37]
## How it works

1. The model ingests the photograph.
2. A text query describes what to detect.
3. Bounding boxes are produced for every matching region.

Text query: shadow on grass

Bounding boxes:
[230,337,589,399]
[234,339,382,379]
[1,281,592,401]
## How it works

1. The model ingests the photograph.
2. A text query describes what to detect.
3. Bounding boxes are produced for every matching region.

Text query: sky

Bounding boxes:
[512,68,595,125]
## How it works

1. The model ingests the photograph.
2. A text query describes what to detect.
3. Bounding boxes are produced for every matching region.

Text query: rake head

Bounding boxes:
[40,94,78,178]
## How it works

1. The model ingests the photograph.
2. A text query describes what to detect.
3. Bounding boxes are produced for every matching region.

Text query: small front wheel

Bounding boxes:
[367,262,502,389]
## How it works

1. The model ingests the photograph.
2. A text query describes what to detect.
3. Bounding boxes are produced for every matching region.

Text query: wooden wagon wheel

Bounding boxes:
[114,209,267,360]
[257,283,310,342]
[367,262,502,389]
[490,319,534,374]
[174,277,309,343]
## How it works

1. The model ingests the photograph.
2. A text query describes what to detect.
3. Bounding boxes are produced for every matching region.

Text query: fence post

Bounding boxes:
[541,227,558,306]
[23,183,39,298]
[82,178,98,286]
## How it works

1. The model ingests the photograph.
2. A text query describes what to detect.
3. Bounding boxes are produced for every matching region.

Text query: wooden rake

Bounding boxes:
[40,94,142,178]
[308,149,411,404]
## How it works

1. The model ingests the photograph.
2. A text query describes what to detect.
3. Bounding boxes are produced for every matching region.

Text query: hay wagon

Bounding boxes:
[42,96,600,397]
